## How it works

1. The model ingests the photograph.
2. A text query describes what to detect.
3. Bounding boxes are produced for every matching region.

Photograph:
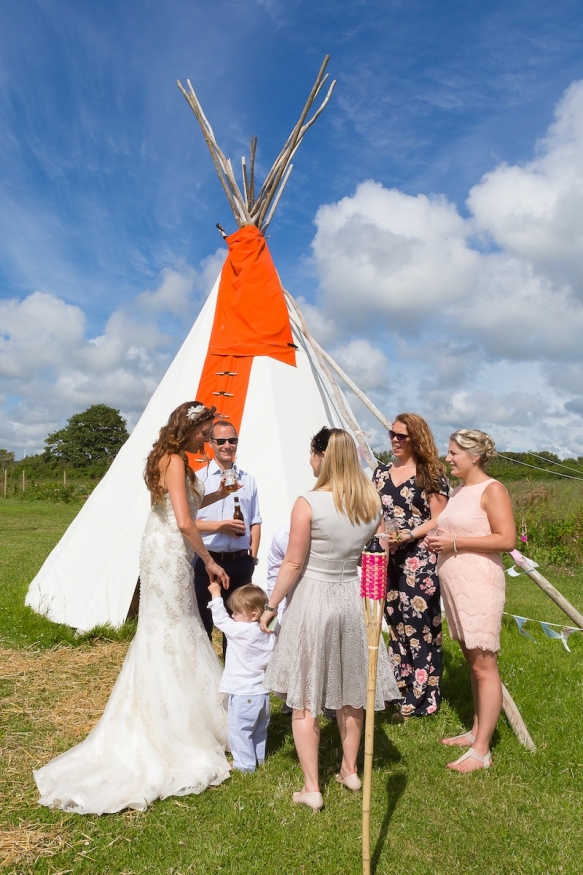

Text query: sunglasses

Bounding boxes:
[389,430,409,443]
[212,437,238,446]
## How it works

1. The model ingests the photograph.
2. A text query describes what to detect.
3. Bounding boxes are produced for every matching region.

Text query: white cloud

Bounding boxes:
[329,339,389,391]
[295,296,339,346]
[0,261,214,454]
[308,81,583,455]
[468,80,583,294]
[454,254,583,361]
[0,292,85,380]
[199,250,225,296]
[312,181,480,329]
[136,265,196,313]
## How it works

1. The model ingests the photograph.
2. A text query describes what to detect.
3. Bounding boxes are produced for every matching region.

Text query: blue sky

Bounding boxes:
[2,0,583,457]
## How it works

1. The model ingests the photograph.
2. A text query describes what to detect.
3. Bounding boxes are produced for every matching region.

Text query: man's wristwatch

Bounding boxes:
[263,603,277,612]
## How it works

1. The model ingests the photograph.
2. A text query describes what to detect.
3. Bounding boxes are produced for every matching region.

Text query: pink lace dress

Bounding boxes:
[436,479,505,652]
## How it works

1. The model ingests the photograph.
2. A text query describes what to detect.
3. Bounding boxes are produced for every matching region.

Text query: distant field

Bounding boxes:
[1,489,582,874]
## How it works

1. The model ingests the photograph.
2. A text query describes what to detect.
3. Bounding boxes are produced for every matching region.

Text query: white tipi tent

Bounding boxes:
[26,57,388,633]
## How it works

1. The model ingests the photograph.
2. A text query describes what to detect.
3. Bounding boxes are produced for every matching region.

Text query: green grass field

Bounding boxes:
[1,495,582,875]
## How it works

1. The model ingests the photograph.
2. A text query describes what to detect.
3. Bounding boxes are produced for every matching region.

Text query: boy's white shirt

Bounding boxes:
[209,598,276,696]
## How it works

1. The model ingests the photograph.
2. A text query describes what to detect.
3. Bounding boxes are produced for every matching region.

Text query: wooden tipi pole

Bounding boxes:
[511,550,583,629]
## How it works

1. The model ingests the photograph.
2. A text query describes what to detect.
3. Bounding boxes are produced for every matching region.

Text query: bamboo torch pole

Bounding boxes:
[361,539,387,875]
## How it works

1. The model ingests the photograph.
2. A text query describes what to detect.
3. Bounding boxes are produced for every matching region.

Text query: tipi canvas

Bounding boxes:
[26,57,379,632]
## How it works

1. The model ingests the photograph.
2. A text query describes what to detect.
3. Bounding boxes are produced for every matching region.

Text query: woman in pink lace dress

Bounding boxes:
[426,430,515,773]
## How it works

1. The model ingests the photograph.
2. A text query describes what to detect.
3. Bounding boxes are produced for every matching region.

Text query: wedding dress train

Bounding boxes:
[34,482,231,814]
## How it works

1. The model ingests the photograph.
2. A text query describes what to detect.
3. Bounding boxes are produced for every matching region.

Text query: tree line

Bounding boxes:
[1,405,129,481]
[2,405,581,490]
[371,449,583,481]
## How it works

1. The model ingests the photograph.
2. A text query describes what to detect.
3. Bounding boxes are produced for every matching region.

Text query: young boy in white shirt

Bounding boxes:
[208,582,275,773]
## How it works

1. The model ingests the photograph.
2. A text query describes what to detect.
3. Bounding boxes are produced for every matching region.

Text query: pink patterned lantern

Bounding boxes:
[361,537,387,600]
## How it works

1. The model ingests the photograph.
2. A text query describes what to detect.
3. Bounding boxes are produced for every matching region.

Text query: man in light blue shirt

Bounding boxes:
[193,420,262,648]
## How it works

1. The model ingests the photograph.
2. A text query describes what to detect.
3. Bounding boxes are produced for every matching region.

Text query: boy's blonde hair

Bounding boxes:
[227,584,266,619]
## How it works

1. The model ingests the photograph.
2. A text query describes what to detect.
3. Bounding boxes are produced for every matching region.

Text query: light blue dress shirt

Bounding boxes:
[196,461,262,552]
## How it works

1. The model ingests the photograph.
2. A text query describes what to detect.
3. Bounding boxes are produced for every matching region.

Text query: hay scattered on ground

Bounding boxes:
[1,641,128,739]
[1,641,129,869]
[1,630,224,870]
[0,822,67,870]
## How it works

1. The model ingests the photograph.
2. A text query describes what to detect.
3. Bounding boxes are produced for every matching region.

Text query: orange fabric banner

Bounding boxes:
[208,224,296,362]
[187,225,296,471]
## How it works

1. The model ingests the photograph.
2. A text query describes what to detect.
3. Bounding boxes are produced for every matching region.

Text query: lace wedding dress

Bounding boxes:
[34,480,231,814]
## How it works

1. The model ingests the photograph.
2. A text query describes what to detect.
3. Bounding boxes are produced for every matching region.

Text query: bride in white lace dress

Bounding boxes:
[34,402,232,814]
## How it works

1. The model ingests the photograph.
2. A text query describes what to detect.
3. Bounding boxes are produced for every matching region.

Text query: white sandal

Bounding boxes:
[441,731,475,746]
[448,747,492,771]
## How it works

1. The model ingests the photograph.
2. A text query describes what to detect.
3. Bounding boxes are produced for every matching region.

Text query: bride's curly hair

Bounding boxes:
[393,412,447,496]
[144,401,216,503]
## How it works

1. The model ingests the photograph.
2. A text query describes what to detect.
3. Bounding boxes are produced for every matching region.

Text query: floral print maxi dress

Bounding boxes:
[373,464,450,717]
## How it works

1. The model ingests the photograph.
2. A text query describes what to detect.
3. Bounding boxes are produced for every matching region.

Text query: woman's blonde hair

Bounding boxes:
[450,429,496,467]
[313,428,381,525]
[393,412,447,496]
[144,401,215,503]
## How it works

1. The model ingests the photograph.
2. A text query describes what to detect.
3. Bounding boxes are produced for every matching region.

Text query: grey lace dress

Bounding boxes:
[264,491,401,716]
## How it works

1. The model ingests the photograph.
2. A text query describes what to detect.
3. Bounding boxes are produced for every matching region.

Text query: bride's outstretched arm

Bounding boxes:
[164,455,229,588]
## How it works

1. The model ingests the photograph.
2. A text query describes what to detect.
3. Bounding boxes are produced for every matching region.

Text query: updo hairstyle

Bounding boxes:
[450,429,496,467]
[144,401,216,502]
[311,426,331,455]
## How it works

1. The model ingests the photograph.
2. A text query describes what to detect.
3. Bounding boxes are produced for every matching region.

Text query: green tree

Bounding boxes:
[44,405,129,468]
[0,449,15,466]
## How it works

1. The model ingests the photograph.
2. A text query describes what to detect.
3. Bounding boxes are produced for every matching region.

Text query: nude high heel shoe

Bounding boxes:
[335,772,361,791]
[292,791,324,811]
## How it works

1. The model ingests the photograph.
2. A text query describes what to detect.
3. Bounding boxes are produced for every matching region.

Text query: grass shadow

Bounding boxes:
[265,705,294,759]
[371,770,407,875]
[319,714,403,794]
[267,709,403,795]
[440,643,472,726]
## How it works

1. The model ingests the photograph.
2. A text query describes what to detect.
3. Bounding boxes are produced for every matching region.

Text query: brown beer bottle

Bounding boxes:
[233,497,245,537]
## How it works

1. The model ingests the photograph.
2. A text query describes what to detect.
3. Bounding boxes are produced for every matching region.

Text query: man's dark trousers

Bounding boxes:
[193,551,255,651]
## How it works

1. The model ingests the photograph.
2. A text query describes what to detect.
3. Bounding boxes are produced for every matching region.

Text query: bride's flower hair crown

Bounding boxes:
[185,403,216,424]
[187,404,205,420]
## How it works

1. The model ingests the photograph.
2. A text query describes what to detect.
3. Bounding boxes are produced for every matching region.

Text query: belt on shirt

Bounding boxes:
[209,549,252,563]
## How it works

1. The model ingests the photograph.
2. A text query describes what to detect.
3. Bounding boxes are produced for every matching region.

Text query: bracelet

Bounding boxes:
[453,535,458,555]
[263,603,277,612]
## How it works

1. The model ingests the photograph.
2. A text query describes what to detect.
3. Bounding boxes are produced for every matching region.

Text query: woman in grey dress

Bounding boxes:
[261,428,400,812]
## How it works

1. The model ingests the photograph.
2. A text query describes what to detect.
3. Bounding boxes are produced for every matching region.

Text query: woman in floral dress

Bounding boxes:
[373,414,449,718]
